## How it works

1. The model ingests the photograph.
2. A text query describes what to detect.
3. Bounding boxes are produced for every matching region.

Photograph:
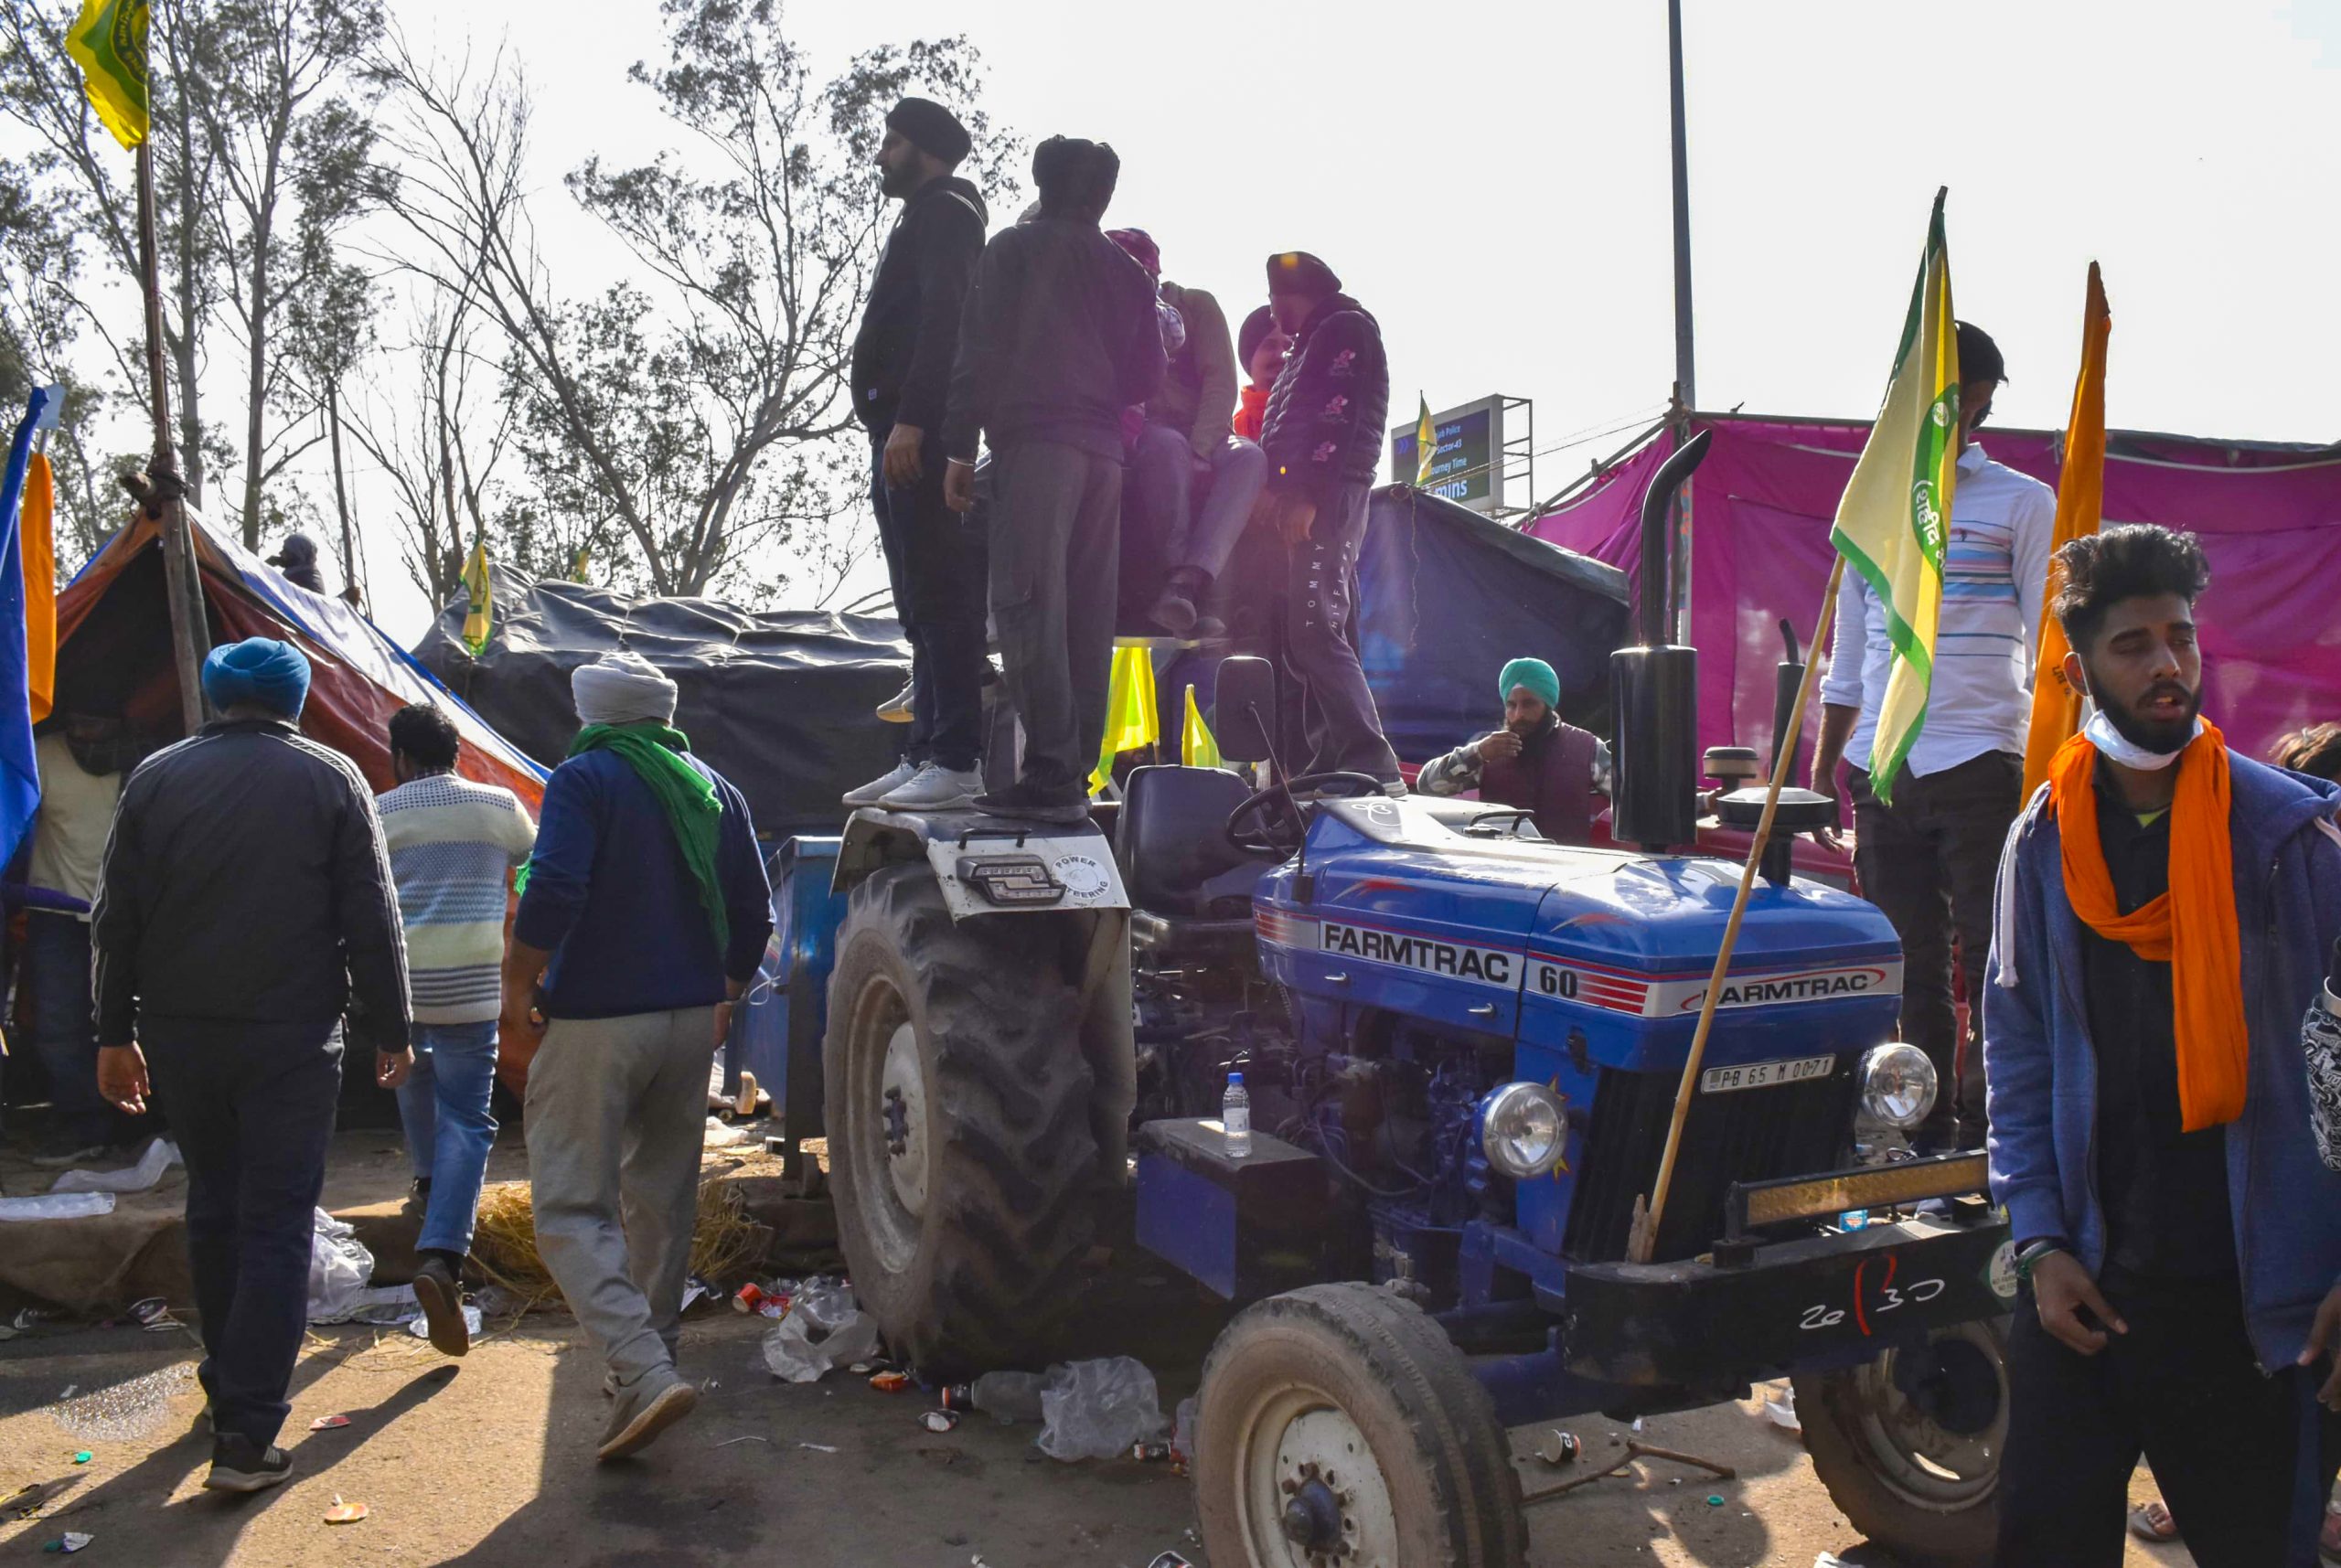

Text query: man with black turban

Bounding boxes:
[940,135,1165,822]
[91,637,412,1494]
[844,97,994,813]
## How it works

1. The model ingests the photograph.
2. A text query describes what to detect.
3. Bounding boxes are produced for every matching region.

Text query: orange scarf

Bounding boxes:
[2048,722,2246,1130]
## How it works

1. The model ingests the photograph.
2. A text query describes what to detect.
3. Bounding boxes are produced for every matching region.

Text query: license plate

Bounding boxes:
[1700,1053,1835,1093]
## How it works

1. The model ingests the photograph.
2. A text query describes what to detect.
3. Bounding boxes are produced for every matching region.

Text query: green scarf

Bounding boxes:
[516,722,729,950]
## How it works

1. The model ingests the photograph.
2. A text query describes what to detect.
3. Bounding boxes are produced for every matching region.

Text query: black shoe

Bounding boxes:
[204,1433,293,1493]
[1149,585,1198,636]
[974,780,1091,826]
[412,1253,470,1358]
[1191,613,1228,641]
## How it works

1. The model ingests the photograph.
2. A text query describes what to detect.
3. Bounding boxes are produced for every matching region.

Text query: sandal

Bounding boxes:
[2128,1500,2179,1542]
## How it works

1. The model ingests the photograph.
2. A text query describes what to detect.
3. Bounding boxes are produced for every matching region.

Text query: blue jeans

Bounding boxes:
[394,1020,501,1257]
[1131,424,1269,582]
[26,912,111,1147]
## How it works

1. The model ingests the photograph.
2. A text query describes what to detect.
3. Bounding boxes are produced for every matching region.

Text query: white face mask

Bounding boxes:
[2083,707,2203,772]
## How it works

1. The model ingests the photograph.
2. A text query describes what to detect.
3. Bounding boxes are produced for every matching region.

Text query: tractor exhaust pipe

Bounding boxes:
[1610,429,1710,850]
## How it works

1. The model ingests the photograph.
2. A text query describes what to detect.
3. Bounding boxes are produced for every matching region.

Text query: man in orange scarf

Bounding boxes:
[1985,525,2341,1566]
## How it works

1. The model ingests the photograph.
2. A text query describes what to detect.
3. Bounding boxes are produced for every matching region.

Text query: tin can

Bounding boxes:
[920,1408,961,1433]
[939,1383,975,1412]
[732,1283,769,1315]
[1131,1441,1172,1462]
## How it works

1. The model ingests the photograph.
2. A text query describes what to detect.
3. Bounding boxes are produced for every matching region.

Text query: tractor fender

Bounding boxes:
[832,807,1130,918]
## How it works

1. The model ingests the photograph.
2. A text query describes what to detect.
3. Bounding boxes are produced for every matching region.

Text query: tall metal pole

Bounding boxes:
[1665,0,1696,645]
[135,139,208,734]
[1668,0,1694,411]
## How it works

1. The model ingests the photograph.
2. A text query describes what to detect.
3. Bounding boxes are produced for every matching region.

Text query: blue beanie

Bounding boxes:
[1498,656,1560,711]
[201,637,312,719]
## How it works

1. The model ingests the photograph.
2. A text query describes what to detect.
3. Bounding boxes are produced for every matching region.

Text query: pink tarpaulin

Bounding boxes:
[1529,414,2341,779]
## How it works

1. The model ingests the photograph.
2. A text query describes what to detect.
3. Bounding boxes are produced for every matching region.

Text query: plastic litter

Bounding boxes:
[41,1532,92,1554]
[1815,1556,1855,1568]
[1706,1494,1726,1506]
[796,1442,839,1454]
[324,1496,368,1524]
[0,1192,114,1222]
[869,1371,911,1392]
[44,1363,198,1443]
[1170,1395,1196,1467]
[921,1409,960,1433]
[1535,1429,1580,1466]
[49,1137,180,1195]
[944,1370,1048,1424]
[406,1304,483,1340]
[1763,1387,1801,1434]
[305,1210,375,1324]
[340,1285,420,1327]
[680,1275,713,1313]
[309,1415,351,1431]
[1037,1357,1166,1463]
[760,1278,880,1382]
[1147,1553,1197,1568]
[69,1453,90,1466]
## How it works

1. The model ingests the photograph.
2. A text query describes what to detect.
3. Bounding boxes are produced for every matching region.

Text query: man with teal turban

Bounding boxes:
[1416,656,1611,843]
[89,635,413,1494]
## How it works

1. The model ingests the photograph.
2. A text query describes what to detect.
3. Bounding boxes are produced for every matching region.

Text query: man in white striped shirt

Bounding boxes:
[1812,321,2056,1150]
[378,704,537,1355]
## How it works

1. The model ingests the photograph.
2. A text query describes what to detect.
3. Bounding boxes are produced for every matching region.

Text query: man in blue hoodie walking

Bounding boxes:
[1985,525,2341,1566]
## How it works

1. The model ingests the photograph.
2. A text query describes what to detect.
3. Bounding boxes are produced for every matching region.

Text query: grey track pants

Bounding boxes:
[525,1006,717,1389]
[990,439,1123,794]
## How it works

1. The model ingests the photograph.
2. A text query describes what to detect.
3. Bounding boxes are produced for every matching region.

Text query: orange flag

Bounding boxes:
[2022,263,2110,795]
[23,452,56,724]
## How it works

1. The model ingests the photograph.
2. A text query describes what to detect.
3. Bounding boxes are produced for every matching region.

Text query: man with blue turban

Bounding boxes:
[1416,656,1611,844]
[90,636,412,1493]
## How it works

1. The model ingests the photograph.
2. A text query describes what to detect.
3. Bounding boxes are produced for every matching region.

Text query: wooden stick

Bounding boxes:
[1627,552,1848,1264]
[135,139,207,735]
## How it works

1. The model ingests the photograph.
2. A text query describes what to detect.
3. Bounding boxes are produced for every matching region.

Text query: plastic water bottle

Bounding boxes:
[1223,1072,1252,1157]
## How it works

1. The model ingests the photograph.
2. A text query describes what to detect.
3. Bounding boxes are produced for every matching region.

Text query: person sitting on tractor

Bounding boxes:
[1416,656,1609,844]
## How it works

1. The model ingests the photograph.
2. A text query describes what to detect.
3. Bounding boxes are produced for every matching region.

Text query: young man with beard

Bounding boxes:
[843,98,991,814]
[1416,656,1609,844]
[1984,524,2341,1567]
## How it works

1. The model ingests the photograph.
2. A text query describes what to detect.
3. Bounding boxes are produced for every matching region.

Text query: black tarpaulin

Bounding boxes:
[414,572,910,842]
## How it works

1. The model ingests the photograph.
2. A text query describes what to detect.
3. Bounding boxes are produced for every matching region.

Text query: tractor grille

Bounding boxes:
[1562,1061,1857,1264]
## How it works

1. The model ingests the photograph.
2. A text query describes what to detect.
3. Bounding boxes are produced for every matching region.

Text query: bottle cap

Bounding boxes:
[1229,1071,1244,1084]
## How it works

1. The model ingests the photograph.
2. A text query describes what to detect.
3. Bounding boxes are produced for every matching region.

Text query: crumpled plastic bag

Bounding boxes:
[305,1208,375,1324]
[760,1277,880,1382]
[1037,1356,1165,1462]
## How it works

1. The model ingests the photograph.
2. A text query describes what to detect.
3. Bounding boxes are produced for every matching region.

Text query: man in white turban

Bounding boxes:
[503,651,774,1460]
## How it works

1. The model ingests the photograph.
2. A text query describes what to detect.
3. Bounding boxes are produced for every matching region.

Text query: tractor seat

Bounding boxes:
[1117,763,1277,920]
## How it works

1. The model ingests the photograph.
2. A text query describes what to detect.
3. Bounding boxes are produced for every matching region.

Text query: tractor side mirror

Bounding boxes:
[1213,656,1276,764]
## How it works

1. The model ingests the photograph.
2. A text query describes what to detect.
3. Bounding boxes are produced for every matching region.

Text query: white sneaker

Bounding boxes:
[844,760,920,807]
[879,763,983,812]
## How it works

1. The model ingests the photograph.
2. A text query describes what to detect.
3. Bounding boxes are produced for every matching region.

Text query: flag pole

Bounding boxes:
[134,137,207,733]
[1627,552,1846,1264]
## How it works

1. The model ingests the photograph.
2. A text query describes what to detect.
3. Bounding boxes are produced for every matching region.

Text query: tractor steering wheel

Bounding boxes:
[1224,772,1389,856]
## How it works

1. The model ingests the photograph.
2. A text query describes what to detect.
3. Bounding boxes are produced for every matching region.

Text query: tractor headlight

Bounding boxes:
[1480,1083,1567,1179]
[1857,1043,1937,1130]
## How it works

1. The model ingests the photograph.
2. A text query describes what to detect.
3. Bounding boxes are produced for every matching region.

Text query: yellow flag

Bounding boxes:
[65,0,148,152]
[461,538,492,656]
[24,454,55,725]
[2023,263,2111,796]
[1415,396,1437,485]
[571,543,592,583]
[1829,189,1959,804]
[1181,683,1221,769]
[1090,645,1159,795]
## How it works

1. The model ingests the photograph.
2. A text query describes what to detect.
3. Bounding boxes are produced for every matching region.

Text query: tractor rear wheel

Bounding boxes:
[823,863,1097,1375]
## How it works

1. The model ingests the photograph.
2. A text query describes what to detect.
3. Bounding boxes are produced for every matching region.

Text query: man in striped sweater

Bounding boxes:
[378,704,538,1355]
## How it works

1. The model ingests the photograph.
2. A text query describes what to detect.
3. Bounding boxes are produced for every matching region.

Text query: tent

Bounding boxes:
[414,571,912,843]
[56,508,544,805]
[1529,414,2341,777]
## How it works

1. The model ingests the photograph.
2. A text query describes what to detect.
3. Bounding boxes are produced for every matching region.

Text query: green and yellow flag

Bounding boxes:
[570,543,592,583]
[1090,645,1160,795]
[1829,188,1961,803]
[1414,395,1437,485]
[461,537,493,656]
[65,0,148,151]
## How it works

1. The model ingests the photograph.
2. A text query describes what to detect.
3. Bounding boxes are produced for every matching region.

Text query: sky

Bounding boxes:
[79,0,2341,643]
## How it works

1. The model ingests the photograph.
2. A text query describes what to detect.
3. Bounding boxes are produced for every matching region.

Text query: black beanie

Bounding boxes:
[886,98,971,166]
[1237,304,1275,368]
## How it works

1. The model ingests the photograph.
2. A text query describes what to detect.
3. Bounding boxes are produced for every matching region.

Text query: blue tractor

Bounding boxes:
[812,443,2012,1567]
